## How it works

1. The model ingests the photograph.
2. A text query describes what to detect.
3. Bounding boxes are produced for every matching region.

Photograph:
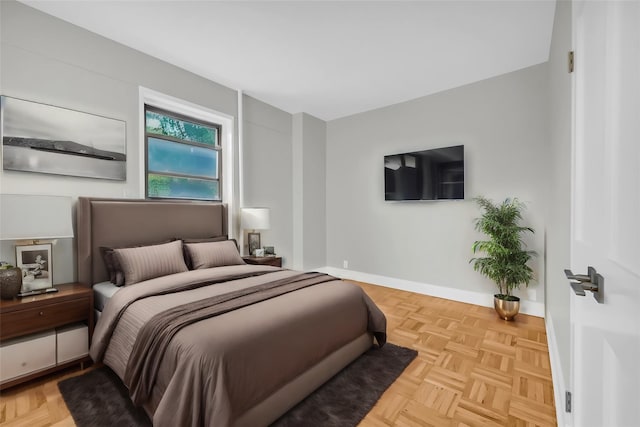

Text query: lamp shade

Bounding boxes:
[0,194,74,240]
[241,208,270,230]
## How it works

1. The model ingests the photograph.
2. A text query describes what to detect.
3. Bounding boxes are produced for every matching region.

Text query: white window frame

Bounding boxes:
[138,87,235,228]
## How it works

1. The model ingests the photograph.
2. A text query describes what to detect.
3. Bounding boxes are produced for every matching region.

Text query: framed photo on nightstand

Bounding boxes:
[16,243,52,291]
[248,232,261,256]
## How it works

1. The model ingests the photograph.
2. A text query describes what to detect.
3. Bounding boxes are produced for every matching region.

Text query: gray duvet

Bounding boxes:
[90,264,386,427]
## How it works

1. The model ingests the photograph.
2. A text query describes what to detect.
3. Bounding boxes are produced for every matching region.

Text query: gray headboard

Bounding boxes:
[77,197,228,285]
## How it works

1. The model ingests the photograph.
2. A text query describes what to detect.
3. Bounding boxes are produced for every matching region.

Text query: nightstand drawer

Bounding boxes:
[0,331,56,383]
[0,283,93,390]
[57,323,89,363]
[1,298,89,339]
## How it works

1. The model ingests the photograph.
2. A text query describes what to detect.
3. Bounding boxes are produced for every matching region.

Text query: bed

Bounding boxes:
[77,197,386,427]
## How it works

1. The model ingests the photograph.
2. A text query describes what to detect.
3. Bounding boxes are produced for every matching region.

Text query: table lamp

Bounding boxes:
[0,194,74,296]
[241,207,270,256]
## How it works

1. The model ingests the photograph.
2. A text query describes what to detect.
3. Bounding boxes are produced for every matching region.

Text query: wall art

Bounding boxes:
[1,96,126,180]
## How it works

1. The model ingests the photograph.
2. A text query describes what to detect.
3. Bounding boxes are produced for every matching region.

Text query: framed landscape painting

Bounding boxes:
[1,96,126,180]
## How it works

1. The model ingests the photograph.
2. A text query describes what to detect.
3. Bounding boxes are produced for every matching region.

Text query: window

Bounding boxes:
[144,106,221,201]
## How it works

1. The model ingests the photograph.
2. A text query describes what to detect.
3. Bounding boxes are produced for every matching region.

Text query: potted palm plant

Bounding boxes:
[470,197,536,320]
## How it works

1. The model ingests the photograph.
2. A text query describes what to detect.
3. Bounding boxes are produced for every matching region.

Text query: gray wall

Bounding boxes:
[242,95,294,265]
[291,113,327,270]
[326,64,550,303]
[0,1,567,317]
[243,108,326,271]
[0,1,316,275]
[292,114,304,269]
[0,1,237,200]
[545,0,572,391]
[0,1,240,281]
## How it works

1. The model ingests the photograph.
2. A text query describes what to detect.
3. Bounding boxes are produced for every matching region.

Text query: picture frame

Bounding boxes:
[1,96,126,180]
[248,232,261,256]
[264,246,275,256]
[16,243,53,291]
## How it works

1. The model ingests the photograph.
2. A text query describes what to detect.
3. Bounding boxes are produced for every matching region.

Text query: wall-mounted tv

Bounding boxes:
[384,145,464,201]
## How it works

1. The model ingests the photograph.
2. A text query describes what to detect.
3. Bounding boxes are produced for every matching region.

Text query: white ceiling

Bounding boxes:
[20,1,556,121]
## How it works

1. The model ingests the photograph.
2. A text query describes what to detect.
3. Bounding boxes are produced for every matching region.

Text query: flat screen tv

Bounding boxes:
[384,145,464,201]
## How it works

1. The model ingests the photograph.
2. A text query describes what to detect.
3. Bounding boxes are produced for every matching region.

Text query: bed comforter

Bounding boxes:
[90,264,386,427]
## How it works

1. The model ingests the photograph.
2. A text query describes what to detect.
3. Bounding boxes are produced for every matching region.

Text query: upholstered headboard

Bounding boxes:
[77,197,228,285]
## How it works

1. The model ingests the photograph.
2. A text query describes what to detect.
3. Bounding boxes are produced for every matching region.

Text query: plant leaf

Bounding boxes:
[470,196,536,295]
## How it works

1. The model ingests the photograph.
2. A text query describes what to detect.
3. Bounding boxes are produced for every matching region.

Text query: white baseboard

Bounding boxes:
[545,311,570,427]
[317,266,545,317]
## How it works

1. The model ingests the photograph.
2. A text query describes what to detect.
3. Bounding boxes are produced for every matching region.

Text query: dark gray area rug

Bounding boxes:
[58,343,417,427]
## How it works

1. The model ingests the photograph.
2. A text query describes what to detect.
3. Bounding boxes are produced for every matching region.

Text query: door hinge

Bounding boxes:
[568,51,575,73]
[565,391,572,412]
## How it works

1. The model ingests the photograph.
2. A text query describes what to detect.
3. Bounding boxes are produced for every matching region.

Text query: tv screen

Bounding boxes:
[384,145,464,201]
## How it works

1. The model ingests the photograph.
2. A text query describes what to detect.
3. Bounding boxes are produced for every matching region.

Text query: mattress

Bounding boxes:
[93,281,120,312]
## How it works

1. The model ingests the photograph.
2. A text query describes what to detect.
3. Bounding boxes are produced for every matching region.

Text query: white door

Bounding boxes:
[571,1,640,426]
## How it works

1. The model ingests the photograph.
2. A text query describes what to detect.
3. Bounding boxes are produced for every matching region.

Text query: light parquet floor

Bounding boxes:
[0,282,556,427]
[355,282,556,427]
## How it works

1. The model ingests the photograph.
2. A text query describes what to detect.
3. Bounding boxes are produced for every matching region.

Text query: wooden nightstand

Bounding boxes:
[243,256,283,268]
[0,283,93,390]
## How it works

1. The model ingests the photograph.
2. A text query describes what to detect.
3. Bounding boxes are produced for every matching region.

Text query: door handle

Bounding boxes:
[564,266,604,303]
[569,282,587,296]
[564,270,591,282]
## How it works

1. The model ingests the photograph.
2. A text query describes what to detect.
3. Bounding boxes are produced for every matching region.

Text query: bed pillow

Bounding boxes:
[114,240,188,286]
[180,235,228,269]
[99,246,118,284]
[181,235,229,244]
[100,247,129,286]
[100,238,176,286]
[184,240,245,270]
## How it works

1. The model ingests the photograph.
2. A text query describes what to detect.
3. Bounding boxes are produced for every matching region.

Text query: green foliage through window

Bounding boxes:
[148,174,219,201]
[145,106,221,201]
[146,111,218,146]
